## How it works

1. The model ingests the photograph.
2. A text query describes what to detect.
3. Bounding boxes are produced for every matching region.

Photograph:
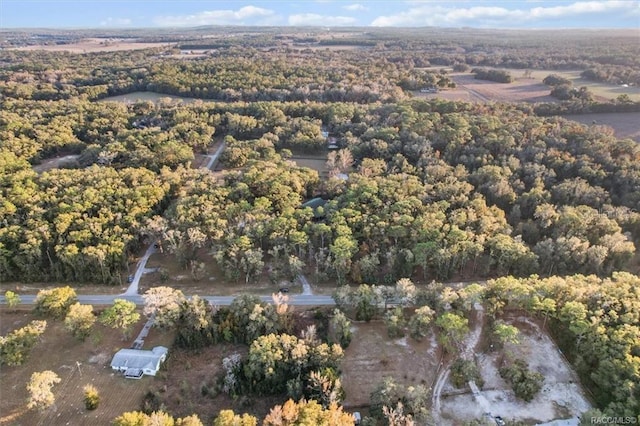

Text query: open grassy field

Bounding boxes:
[98,91,199,104]
[528,69,640,102]
[0,308,173,426]
[418,70,640,104]
[562,112,640,142]
[11,38,173,53]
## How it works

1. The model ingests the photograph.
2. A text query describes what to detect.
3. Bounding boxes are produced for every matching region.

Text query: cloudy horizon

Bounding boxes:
[1,1,639,29]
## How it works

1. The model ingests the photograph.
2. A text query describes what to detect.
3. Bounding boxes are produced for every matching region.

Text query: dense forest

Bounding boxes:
[0,28,639,420]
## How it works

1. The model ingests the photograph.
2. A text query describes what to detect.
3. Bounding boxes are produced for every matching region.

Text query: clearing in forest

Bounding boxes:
[340,321,441,408]
[440,314,592,425]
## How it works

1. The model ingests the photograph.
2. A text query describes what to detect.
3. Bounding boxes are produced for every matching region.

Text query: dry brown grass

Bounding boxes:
[12,38,172,53]
[0,308,173,426]
[340,321,441,408]
[149,344,284,423]
[562,112,640,142]
[139,250,290,297]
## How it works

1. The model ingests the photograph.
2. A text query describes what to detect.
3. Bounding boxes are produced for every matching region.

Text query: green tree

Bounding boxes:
[385,307,406,338]
[83,384,99,410]
[408,306,435,341]
[493,320,520,346]
[328,309,352,347]
[263,399,354,426]
[330,236,357,285]
[4,290,21,308]
[499,359,544,402]
[354,284,382,322]
[0,320,47,366]
[64,303,96,341]
[213,410,257,426]
[435,312,469,354]
[99,299,140,340]
[27,370,61,410]
[34,286,78,319]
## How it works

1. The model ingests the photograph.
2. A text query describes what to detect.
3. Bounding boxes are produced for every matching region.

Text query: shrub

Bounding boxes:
[83,384,100,410]
[499,358,544,402]
[451,359,484,389]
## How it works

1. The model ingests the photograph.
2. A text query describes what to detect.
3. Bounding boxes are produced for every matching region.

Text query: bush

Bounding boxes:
[450,359,484,389]
[472,68,513,83]
[83,384,99,410]
[499,358,544,402]
[543,74,572,86]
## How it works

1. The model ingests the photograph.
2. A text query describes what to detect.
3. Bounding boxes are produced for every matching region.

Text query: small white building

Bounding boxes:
[110,346,168,379]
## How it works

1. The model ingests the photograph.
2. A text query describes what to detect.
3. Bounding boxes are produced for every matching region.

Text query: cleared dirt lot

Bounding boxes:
[562,112,640,142]
[0,309,173,426]
[12,38,172,53]
[98,91,199,104]
[340,322,441,408]
[440,315,592,425]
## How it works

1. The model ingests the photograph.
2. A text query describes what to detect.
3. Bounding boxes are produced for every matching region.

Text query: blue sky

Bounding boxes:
[1,1,639,29]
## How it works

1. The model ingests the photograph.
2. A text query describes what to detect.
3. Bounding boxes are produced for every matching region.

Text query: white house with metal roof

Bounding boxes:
[110,346,168,379]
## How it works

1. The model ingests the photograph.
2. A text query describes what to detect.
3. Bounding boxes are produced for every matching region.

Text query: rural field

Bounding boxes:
[417,70,640,103]
[562,112,640,142]
[0,308,173,426]
[98,91,199,104]
[11,38,173,53]
[527,69,640,102]
[341,322,440,408]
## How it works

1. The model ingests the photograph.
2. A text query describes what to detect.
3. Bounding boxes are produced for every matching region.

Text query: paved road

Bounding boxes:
[0,293,335,306]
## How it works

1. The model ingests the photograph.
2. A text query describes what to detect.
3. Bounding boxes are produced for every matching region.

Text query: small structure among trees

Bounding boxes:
[110,346,168,378]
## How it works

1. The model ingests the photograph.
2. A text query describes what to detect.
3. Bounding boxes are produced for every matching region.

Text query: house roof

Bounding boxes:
[110,346,168,371]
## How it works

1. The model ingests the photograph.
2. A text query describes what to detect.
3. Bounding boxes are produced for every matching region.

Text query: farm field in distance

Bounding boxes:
[9,38,173,53]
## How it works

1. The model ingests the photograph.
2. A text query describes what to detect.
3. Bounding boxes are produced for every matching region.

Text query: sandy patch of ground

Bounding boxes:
[562,112,640,142]
[340,321,441,408]
[98,91,200,104]
[12,38,173,53]
[32,154,80,173]
[440,315,591,425]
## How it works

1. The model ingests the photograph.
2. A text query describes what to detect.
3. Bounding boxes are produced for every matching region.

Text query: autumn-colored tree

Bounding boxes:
[27,370,61,410]
[64,303,96,341]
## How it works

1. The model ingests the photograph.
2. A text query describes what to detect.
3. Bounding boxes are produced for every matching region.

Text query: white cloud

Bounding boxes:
[100,17,132,27]
[154,6,279,27]
[371,1,637,27]
[288,13,357,26]
[344,3,368,11]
